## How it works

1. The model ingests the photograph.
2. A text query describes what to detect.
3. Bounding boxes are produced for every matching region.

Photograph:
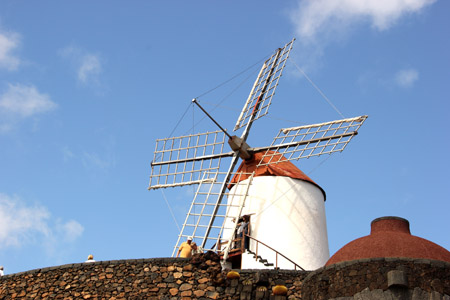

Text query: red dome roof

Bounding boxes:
[326,216,450,266]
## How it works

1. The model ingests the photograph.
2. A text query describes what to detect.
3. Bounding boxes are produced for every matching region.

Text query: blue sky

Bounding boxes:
[0,0,449,274]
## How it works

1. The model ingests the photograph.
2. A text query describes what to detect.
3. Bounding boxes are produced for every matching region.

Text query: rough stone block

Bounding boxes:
[411,287,428,300]
[242,283,253,293]
[430,291,443,300]
[430,278,443,293]
[387,270,408,288]
[256,271,269,286]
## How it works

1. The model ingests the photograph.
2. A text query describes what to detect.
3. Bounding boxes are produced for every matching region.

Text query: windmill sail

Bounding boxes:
[148,130,233,190]
[172,170,254,256]
[149,39,296,191]
[253,115,368,166]
[234,38,295,132]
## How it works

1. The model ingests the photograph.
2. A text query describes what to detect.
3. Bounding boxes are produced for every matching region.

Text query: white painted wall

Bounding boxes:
[225,176,329,270]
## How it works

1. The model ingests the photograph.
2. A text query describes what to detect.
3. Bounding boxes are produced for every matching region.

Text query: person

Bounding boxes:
[191,242,203,255]
[176,236,193,258]
[0,266,4,276]
[237,215,250,251]
[85,254,96,263]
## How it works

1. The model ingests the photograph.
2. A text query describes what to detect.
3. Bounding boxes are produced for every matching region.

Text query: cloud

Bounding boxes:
[0,84,56,117]
[395,68,419,88]
[288,0,435,71]
[60,45,103,85]
[0,194,50,248]
[62,136,116,172]
[0,84,56,132]
[80,135,117,171]
[291,0,436,41]
[0,30,21,71]
[0,193,83,250]
[60,220,84,242]
[62,146,75,162]
[82,151,115,170]
[78,54,101,84]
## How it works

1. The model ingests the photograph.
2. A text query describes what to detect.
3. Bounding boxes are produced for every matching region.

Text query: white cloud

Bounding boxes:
[395,68,419,87]
[60,220,84,242]
[82,151,115,170]
[80,135,117,171]
[288,0,435,71]
[291,0,436,41]
[0,84,56,117]
[0,30,21,71]
[78,54,101,84]
[0,193,83,250]
[60,45,103,85]
[0,84,56,132]
[0,194,50,248]
[62,146,75,162]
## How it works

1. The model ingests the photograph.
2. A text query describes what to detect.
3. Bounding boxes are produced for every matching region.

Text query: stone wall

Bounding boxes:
[1,255,449,299]
[301,258,450,300]
[0,252,307,299]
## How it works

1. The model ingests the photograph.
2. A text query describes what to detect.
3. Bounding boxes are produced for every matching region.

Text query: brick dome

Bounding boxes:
[326,216,450,266]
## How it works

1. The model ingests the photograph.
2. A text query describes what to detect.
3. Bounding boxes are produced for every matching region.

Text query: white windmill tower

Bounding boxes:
[148,39,367,270]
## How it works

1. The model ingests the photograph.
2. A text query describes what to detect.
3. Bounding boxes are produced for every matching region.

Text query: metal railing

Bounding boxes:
[218,234,304,271]
[245,234,304,271]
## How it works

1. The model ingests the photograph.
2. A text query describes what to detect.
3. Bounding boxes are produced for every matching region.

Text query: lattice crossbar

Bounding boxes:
[234,39,295,131]
[172,171,254,257]
[148,130,232,190]
[257,115,368,165]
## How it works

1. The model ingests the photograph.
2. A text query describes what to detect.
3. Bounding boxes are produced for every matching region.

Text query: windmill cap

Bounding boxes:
[229,150,326,200]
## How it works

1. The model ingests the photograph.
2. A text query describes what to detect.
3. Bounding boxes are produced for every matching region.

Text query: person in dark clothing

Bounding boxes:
[237,215,250,251]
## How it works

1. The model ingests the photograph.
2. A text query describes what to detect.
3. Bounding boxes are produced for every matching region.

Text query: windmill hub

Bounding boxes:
[228,136,252,160]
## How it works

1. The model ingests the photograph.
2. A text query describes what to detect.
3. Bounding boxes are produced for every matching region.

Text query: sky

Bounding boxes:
[0,0,449,274]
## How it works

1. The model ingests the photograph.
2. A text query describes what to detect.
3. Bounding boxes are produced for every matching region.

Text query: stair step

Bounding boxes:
[246,251,274,268]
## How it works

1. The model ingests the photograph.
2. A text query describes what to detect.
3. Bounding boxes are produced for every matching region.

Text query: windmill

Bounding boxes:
[148,38,367,270]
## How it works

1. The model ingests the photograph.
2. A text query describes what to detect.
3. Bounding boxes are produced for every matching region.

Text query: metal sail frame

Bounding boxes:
[148,38,368,262]
[170,171,255,257]
[191,40,290,250]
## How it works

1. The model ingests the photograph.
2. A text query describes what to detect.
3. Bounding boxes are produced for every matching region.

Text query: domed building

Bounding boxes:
[327,216,450,265]
[302,216,450,299]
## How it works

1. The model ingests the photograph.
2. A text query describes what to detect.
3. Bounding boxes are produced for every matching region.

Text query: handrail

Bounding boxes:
[217,235,304,271]
[245,234,305,271]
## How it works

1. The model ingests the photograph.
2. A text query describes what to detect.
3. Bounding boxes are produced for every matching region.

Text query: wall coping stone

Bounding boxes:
[2,256,447,282]
[237,269,306,275]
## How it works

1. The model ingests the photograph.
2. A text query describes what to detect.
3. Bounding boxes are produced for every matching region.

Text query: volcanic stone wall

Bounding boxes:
[0,252,307,299]
[1,254,449,299]
[301,258,450,300]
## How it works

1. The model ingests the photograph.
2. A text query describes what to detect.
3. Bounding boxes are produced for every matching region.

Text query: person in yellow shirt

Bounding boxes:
[176,236,193,258]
